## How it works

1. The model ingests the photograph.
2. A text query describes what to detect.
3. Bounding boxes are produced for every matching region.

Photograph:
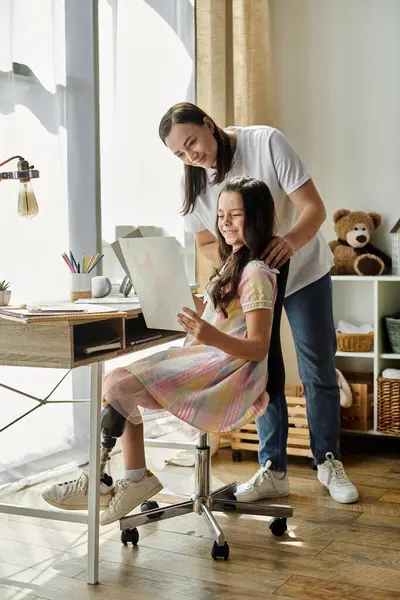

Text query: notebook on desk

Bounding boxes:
[0,304,123,324]
[126,312,162,346]
[81,339,122,355]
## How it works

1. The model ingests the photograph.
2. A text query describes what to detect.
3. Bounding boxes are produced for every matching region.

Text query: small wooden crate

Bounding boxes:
[229,384,312,459]
[340,371,374,431]
[229,421,259,455]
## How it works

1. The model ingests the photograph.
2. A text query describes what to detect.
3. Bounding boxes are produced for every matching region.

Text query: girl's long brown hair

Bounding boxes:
[208,176,276,318]
[159,102,233,215]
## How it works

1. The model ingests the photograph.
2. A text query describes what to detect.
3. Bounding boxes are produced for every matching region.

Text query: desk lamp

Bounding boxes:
[0,155,40,218]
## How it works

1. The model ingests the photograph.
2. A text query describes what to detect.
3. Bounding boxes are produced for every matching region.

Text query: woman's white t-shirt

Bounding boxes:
[183,126,334,297]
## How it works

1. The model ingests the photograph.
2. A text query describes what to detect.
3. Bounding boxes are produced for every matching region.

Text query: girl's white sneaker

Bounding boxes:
[42,472,113,510]
[100,470,163,526]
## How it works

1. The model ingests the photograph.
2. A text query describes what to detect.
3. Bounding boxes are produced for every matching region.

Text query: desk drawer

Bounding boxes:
[0,320,73,368]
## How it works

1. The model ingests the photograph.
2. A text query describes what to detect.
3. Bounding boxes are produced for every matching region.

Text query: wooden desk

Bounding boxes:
[0,308,185,584]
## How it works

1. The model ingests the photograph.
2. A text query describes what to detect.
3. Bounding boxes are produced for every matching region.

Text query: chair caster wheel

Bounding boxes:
[211,541,229,561]
[269,517,287,537]
[140,500,159,518]
[121,527,139,546]
[232,450,242,462]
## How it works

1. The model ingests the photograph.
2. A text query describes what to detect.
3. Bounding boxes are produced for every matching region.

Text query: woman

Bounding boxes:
[159,102,358,504]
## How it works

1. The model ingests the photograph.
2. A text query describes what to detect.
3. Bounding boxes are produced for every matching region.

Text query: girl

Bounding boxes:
[158,102,358,505]
[43,176,280,525]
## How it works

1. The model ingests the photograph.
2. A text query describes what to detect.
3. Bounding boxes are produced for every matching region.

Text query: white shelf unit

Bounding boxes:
[332,275,400,437]
[336,351,374,358]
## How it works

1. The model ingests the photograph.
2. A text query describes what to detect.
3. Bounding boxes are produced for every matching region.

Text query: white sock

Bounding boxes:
[124,468,146,482]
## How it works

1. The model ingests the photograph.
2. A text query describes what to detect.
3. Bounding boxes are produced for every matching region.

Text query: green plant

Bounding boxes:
[0,280,11,291]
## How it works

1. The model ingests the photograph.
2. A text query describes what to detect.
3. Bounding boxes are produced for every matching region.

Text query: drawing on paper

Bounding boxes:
[118,237,195,331]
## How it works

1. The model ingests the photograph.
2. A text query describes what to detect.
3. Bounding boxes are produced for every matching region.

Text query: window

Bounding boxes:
[0,0,195,491]
[99,0,195,285]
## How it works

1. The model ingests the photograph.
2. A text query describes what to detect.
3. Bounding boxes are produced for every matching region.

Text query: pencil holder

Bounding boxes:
[70,273,92,301]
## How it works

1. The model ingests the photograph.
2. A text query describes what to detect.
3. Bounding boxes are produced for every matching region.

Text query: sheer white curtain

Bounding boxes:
[100,0,195,284]
[0,0,195,492]
[0,0,91,492]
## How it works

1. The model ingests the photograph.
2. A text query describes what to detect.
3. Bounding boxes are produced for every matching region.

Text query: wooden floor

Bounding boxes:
[1,446,400,600]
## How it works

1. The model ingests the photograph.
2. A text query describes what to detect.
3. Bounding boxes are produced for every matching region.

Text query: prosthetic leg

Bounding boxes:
[98,403,127,488]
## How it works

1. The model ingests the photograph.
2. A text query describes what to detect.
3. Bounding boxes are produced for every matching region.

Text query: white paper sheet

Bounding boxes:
[118,237,195,331]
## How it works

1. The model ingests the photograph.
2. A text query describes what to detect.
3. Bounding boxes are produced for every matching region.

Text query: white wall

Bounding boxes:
[269,0,400,384]
[270,0,400,252]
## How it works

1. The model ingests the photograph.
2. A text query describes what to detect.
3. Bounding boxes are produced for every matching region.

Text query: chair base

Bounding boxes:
[119,434,293,560]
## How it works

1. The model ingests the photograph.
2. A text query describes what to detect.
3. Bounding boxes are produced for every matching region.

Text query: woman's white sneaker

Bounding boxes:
[100,470,163,526]
[41,472,113,510]
[317,452,359,503]
[234,461,289,502]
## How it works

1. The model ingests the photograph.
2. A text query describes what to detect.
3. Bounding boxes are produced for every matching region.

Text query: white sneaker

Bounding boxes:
[234,461,289,502]
[42,472,113,510]
[100,470,163,526]
[317,452,359,504]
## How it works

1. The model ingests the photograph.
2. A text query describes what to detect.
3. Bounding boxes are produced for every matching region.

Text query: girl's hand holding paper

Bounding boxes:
[178,307,218,346]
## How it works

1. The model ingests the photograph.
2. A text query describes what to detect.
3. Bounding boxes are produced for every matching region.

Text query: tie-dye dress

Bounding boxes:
[107,261,276,434]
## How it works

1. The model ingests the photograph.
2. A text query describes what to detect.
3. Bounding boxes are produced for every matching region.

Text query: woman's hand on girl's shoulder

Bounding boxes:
[262,236,294,269]
[177,307,219,346]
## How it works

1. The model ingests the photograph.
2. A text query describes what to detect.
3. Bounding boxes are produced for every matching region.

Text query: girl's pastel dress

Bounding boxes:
[104,261,276,434]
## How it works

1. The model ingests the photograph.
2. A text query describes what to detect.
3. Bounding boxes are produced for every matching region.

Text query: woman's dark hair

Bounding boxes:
[208,176,276,318]
[159,102,233,215]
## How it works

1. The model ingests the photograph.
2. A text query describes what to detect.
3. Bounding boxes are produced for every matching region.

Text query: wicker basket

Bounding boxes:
[336,331,374,353]
[385,313,400,354]
[377,377,400,435]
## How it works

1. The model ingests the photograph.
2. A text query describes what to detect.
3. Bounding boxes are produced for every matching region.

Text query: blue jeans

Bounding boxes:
[257,272,340,471]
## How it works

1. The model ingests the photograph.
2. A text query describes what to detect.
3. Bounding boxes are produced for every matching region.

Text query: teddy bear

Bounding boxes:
[329,209,392,276]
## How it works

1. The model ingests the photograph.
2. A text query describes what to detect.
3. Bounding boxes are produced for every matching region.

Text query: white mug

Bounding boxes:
[91,276,112,298]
